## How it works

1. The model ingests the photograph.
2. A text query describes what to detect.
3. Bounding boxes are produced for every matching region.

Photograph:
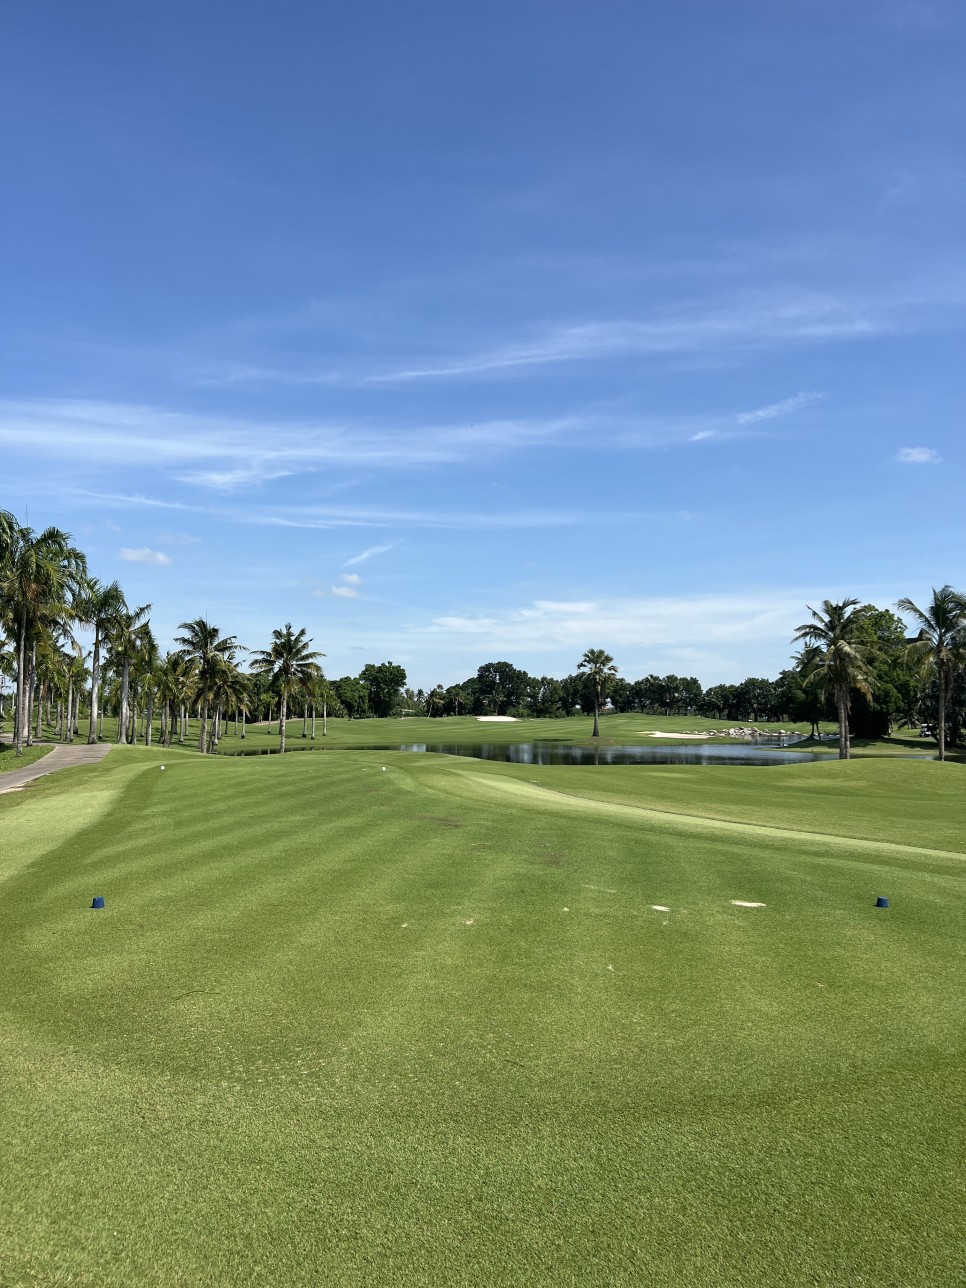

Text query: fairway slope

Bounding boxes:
[1,749,963,1286]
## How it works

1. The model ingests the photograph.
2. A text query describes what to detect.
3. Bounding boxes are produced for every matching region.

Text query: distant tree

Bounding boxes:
[443,683,469,716]
[792,599,876,759]
[250,624,324,753]
[174,618,239,753]
[334,675,368,719]
[896,585,966,761]
[699,683,738,720]
[426,685,447,717]
[474,661,529,715]
[107,602,152,745]
[577,648,618,738]
[525,675,567,718]
[734,677,776,722]
[359,661,407,718]
[607,676,633,713]
[75,577,126,744]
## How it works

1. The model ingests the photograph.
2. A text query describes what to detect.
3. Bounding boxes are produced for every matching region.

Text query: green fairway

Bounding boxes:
[1,750,963,1286]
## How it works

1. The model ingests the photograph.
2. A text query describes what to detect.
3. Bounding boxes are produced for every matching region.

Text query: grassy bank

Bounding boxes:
[0,741,55,772]
[1,747,963,1285]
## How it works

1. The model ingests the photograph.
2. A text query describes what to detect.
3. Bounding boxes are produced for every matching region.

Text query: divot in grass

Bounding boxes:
[731,900,767,908]
[650,904,670,912]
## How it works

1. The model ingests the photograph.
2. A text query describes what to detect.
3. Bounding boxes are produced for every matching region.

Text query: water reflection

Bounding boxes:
[327,741,820,766]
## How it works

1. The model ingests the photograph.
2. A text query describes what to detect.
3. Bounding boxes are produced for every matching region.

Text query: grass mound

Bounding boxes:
[1,749,963,1285]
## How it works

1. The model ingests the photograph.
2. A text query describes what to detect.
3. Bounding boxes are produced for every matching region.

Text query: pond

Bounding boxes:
[228,740,826,766]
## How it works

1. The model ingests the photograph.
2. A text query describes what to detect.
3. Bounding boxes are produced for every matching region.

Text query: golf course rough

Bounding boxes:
[1,747,963,1286]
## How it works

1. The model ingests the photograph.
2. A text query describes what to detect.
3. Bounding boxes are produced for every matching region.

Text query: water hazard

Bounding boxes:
[229,739,823,766]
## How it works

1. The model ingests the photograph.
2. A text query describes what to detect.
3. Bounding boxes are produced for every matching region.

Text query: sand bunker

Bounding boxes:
[642,731,712,739]
[476,715,518,722]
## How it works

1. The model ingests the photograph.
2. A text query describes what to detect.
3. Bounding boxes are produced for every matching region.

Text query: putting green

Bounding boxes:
[1,749,963,1286]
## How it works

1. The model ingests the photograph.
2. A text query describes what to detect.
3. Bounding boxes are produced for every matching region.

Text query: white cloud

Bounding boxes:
[344,542,395,566]
[419,594,808,650]
[119,547,171,566]
[895,446,941,464]
[331,585,359,598]
[342,572,362,586]
[735,391,827,424]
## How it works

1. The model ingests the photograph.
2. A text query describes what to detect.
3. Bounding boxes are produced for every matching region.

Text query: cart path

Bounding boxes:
[0,743,112,794]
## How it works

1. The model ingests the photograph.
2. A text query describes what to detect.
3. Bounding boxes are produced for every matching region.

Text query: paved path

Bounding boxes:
[0,743,112,794]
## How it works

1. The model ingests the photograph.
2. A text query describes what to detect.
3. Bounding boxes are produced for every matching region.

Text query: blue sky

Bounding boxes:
[2,0,964,687]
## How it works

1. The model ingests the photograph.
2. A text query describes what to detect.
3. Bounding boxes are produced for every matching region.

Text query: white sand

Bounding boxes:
[650,904,670,912]
[642,731,713,739]
[731,900,767,908]
[476,715,519,722]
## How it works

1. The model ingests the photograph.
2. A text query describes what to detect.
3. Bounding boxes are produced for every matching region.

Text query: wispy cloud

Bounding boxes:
[895,446,941,464]
[75,489,611,530]
[331,585,359,599]
[418,593,813,651]
[6,393,829,498]
[735,391,827,424]
[344,543,394,566]
[119,547,171,566]
[341,572,362,586]
[192,286,937,390]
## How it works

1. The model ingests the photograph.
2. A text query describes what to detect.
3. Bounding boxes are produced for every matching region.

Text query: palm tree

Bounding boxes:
[107,603,152,744]
[792,599,875,759]
[76,577,126,744]
[174,619,239,753]
[896,585,966,762]
[250,624,324,753]
[577,648,619,738]
[0,518,87,756]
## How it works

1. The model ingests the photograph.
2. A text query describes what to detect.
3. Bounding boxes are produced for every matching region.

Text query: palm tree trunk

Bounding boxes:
[117,660,130,744]
[837,689,850,760]
[145,694,154,747]
[302,702,308,738]
[323,700,327,736]
[592,698,600,738]
[311,702,316,739]
[27,645,37,746]
[14,611,27,757]
[66,676,74,743]
[938,681,946,762]
[279,691,287,753]
[198,686,208,753]
[86,625,100,747]
[241,708,246,740]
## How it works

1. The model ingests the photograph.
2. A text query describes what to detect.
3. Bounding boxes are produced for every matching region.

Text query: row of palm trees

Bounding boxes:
[4,510,964,764]
[793,588,966,760]
[1,510,327,757]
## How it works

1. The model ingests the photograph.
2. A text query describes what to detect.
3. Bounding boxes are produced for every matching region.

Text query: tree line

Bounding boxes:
[2,511,964,760]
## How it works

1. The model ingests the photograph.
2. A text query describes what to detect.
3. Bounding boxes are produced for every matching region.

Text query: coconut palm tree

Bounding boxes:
[174,619,239,753]
[792,599,875,760]
[896,585,966,762]
[250,624,324,753]
[107,603,152,744]
[76,577,126,744]
[577,648,619,738]
[0,519,87,756]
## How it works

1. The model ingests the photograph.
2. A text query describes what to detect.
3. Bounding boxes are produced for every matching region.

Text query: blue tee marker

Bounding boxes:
[91,896,105,909]
[875,896,890,908]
